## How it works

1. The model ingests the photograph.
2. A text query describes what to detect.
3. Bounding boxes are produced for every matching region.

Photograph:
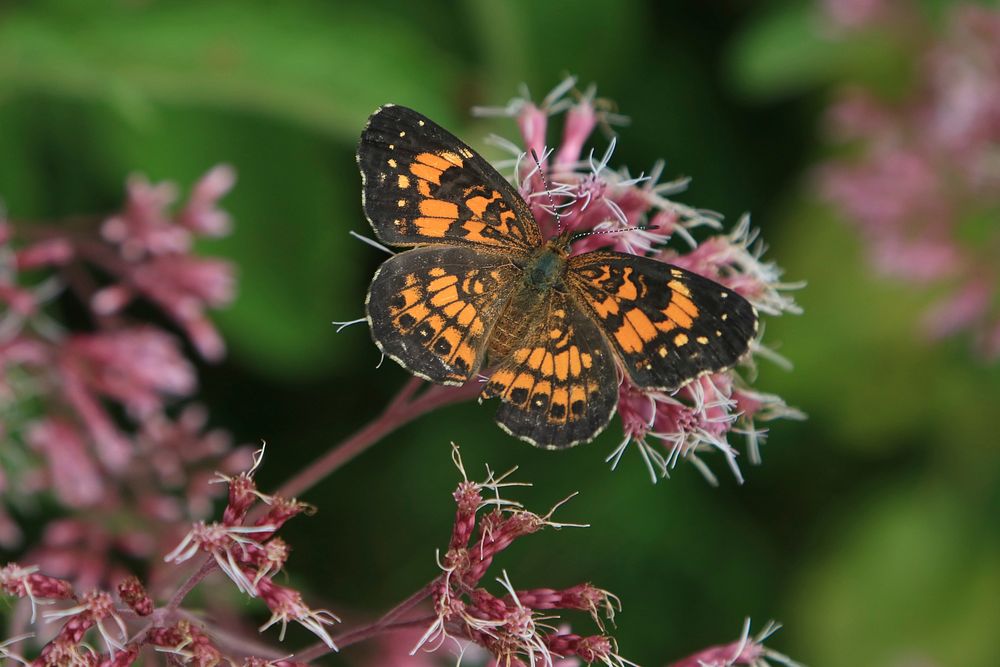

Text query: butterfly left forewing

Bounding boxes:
[567,251,758,391]
[358,105,542,254]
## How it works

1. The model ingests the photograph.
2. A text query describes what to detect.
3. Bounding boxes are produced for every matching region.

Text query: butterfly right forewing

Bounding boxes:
[567,250,758,391]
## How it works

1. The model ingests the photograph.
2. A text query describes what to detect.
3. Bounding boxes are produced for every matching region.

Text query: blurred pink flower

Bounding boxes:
[478,79,802,482]
[818,5,1000,359]
[667,619,799,667]
[0,167,248,600]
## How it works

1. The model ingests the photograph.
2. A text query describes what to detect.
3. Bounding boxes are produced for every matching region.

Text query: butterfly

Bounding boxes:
[357,105,757,449]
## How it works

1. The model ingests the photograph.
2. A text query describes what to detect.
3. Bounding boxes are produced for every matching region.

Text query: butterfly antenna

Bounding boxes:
[530,148,562,235]
[570,223,659,243]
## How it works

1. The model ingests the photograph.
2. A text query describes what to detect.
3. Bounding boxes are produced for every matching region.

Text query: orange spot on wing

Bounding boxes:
[490,369,516,391]
[397,287,422,311]
[513,348,531,364]
[417,152,458,171]
[591,295,619,318]
[419,199,459,219]
[554,351,569,381]
[414,217,452,237]
[655,319,677,333]
[427,274,458,291]
[438,327,461,349]
[668,279,691,297]
[410,162,442,185]
[665,302,694,329]
[442,301,465,317]
[461,220,490,243]
[614,324,644,354]
[466,192,500,218]
[454,343,476,367]
[671,292,699,318]
[457,304,477,326]
[569,347,582,376]
[470,317,484,336]
[509,373,535,401]
[527,348,545,370]
[624,308,658,342]
[540,352,555,377]
[552,387,569,405]
[417,180,432,196]
[437,151,464,167]
[401,303,429,325]
[430,286,459,307]
[616,268,638,299]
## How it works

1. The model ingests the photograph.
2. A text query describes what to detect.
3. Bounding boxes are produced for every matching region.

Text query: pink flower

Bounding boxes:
[164,447,340,650]
[27,419,104,508]
[413,446,633,666]
[818,6,1000,360]
[479,79,802,482]
[668,619,799,667]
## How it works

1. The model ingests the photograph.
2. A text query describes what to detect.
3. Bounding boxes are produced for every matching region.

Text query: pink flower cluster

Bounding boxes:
[165,448,340,652]
[476,79,803,483]
[818,5,1000,359]
[413,446,633,667]
[1,449,336,665]
[0,167,249,583]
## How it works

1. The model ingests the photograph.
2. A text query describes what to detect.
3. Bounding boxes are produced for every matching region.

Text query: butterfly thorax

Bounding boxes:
[524,239,570,291]
[487,241,570,360]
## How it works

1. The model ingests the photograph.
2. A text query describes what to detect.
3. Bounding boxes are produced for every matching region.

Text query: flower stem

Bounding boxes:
[290,579,439,661]
[164,556,216,612]
[274,377,481,500]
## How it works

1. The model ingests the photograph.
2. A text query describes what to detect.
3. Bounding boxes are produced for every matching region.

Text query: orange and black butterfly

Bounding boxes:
[358,105,757,449]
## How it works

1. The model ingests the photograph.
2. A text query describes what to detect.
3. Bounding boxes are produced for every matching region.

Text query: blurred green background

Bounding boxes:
[1,1,998,665]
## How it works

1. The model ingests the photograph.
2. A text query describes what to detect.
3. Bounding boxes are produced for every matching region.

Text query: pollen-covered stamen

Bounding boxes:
[546,633,640,667]
[213,445,270,524]
[148,620,224,665]
[164,521,277,595]
[256,577,340,650]
[0,563,74,623]
[244,536,290,586]
[513,583,621,631]
[42,590,127,657]
[487,571,556,667]
[117,575,153,617]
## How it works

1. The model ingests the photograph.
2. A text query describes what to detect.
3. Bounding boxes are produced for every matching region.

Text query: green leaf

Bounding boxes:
[790,483,1000,667]
[0,1,458,139]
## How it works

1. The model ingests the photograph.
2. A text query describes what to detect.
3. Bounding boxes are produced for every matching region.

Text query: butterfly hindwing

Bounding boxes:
[481,290,619,449]
[358,105,542,254]
[366,245,520,385]
[567,251,758,391]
